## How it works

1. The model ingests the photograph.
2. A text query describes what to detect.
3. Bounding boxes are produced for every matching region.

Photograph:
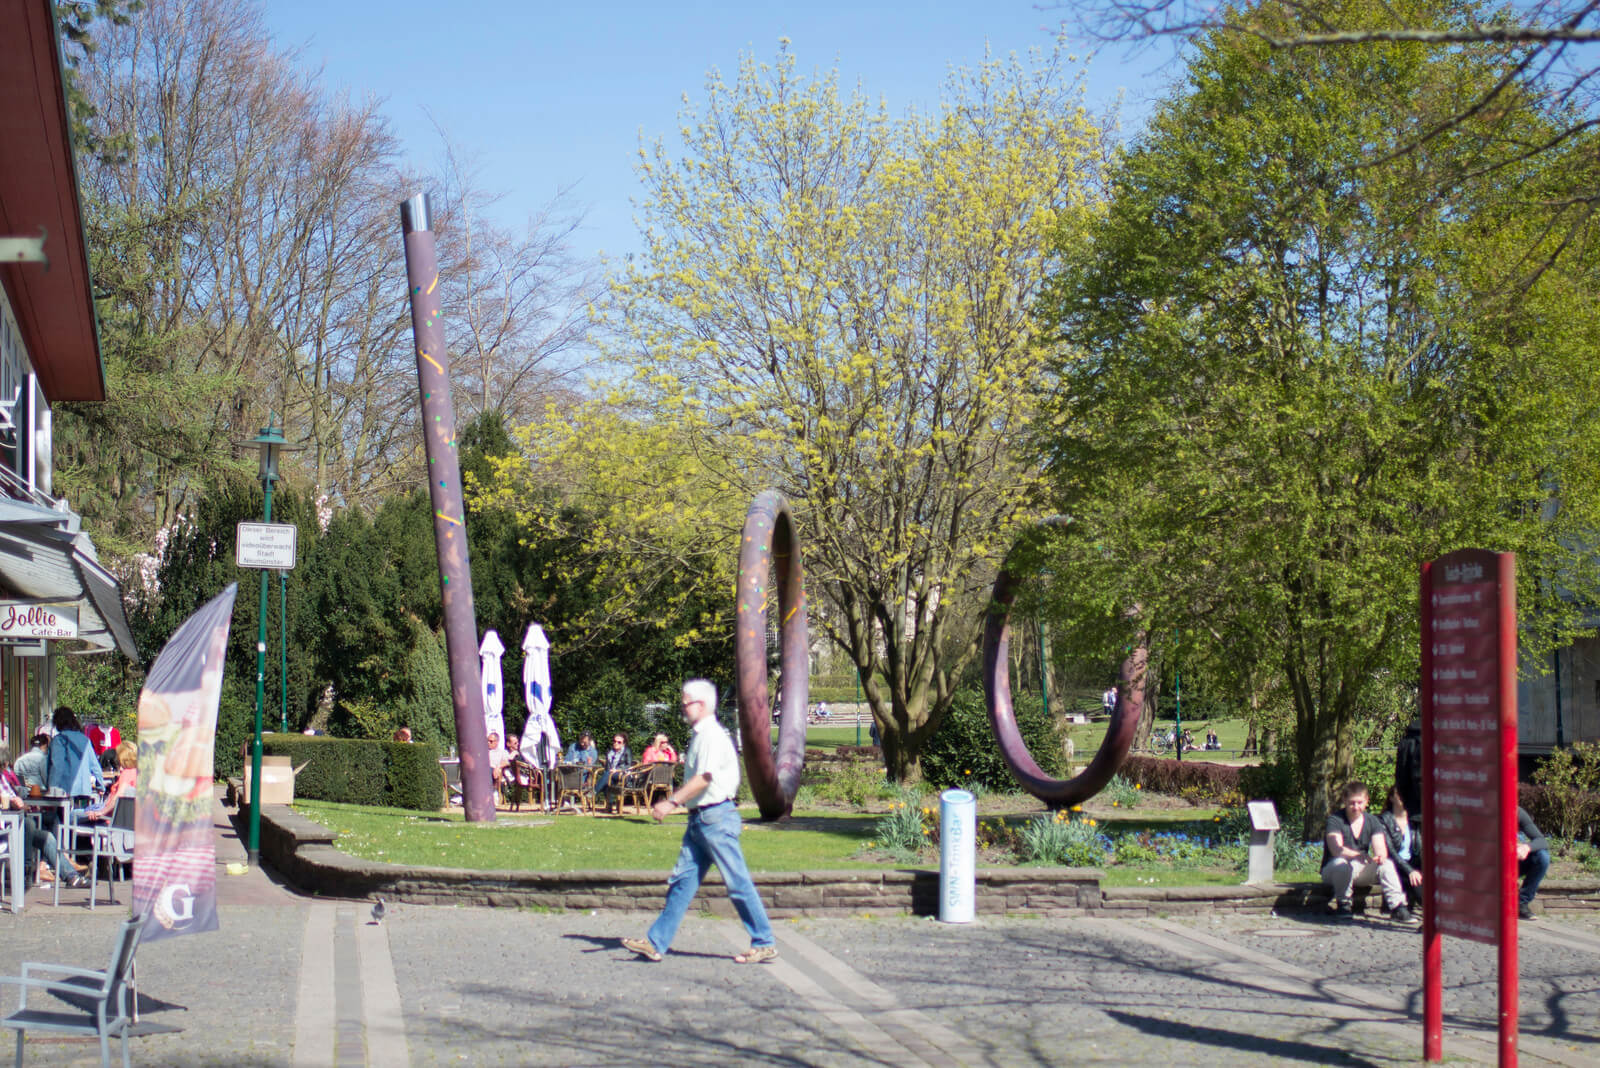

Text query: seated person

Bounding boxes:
[1376,785,1423,909]
[1517,806,1550,920]
[80,741,137,822]
[1322,780,1412,923]
[486,733,510,794]
[594,733,634,812]
[12,734,49,796]
[0,762,87,888]
[1204,727,1221,750]
[641,733,678,764]
[564,733,598,766]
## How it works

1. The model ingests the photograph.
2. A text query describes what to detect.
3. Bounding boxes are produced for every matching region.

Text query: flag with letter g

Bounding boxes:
[134,584,237,942]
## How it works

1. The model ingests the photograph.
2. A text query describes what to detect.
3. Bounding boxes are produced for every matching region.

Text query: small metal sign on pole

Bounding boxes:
[235,522,298,570]
[1420,549,1518,1066]
[1245,800,1279,886]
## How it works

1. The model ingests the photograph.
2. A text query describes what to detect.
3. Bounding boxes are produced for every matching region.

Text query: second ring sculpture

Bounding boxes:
[734,491,808,820]
[982,519,1147,807]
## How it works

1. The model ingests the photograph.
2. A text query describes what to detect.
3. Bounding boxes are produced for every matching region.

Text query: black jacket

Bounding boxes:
[1377,811,1420,881]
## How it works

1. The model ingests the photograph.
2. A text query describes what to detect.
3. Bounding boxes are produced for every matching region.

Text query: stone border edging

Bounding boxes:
[254,804,1600,918]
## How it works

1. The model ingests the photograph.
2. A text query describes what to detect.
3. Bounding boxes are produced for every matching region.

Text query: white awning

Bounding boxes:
[0,497,137,660]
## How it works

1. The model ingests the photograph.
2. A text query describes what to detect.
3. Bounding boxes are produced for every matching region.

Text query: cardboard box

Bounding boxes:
[242,756,304,805]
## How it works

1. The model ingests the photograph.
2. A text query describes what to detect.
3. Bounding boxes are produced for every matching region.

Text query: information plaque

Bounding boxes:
[1419,549,1517,1065]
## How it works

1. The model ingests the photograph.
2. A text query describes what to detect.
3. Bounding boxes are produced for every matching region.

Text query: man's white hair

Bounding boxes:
[682,678,717,710]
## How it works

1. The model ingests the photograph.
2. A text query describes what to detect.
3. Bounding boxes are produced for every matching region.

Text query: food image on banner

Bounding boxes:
[134,584,238,941]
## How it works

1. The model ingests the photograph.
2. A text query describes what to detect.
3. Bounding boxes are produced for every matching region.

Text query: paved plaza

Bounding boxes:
[0,805,1596,1066]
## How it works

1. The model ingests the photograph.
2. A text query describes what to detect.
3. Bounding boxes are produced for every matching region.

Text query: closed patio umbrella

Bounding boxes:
[478,630,507,744]
[519,624,559,767]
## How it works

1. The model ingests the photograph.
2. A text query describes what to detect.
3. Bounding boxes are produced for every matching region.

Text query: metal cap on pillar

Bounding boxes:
[400,193,431,235]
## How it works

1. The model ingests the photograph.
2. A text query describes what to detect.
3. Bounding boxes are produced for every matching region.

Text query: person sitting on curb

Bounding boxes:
[1516,806,1550,920]
[564,733,597,766]
[1376,785,1423,912]
[1321,780,1414,923]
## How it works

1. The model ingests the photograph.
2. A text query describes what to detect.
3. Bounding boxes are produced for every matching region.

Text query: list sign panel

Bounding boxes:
[1423,549,1513,946]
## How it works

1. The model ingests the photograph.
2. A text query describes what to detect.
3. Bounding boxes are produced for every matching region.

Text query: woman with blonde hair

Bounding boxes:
[81,740,136,823]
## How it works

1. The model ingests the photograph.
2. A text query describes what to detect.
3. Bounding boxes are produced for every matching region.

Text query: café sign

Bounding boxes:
[0,601,78,640]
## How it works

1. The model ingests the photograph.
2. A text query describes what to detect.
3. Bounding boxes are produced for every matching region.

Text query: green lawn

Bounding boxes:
[295,800,882,872]
[778,725,871,747]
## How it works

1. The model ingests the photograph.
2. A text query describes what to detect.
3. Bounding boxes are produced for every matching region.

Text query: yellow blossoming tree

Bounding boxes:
[491,44,1102,780]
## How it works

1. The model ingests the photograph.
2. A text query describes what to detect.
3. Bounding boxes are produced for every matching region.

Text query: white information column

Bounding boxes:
[939,788,976,923]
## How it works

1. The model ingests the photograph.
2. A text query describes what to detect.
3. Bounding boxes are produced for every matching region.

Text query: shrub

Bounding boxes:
[1020,810,1108,866]
[1102,775,1140,807]
[264,734,442,811]
[922,689,1064,791]
[1238,755,1303,829]
[806,758,888,807]
[873,788,931,855]
[1121,756,1241,805]
[1530,741,1600,842]
[556,666,679,758]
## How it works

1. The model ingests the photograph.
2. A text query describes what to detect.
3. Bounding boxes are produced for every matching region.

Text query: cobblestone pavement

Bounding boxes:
[2,858,1598,1065]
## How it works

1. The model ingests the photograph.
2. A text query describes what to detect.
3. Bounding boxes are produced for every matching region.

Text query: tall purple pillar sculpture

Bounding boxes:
[400,193,494,822]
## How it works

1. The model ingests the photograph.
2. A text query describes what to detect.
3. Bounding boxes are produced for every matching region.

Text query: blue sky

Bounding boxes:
[261,1,1181,265]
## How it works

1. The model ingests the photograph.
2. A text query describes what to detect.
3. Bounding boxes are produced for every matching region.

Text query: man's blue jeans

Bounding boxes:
[647,801,773,954]
[1520,848,1551,904]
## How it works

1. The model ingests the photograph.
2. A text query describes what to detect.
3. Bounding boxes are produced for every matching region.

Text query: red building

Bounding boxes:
[0,0,136,746]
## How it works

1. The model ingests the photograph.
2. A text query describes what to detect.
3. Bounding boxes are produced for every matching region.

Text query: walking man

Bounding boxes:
[622,679,777,964]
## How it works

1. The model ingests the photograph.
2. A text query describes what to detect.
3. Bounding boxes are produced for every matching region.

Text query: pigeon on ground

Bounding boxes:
[370,899,386,925]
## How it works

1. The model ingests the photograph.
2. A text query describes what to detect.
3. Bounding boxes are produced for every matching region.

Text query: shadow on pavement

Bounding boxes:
[1105,1009,1385,1065]
[562,933,728,961]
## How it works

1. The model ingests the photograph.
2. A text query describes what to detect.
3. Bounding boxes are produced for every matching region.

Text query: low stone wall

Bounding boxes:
[256,805,1600,918]
[256,805,1099,916]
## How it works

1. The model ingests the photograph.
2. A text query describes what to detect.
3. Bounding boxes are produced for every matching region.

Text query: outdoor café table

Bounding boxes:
[0,811,22,913]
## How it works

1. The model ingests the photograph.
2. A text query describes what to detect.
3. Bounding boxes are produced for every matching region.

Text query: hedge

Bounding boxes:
[262,733,443,811]
[1119,755,1242,805]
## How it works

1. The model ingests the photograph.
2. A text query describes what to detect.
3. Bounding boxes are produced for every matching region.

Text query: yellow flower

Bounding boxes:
[1071,804,1082,812]
[964,769,971,775]
[1135,784,1142,790]
[1088,819,1097,827]
[1111,800,1119,807]
[1213,816,1220,822]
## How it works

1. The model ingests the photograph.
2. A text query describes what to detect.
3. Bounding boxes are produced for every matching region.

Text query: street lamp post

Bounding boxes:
[241,420,300,867]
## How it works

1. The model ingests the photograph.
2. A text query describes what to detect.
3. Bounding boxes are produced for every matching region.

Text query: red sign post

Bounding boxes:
[1420,550,1518,1065]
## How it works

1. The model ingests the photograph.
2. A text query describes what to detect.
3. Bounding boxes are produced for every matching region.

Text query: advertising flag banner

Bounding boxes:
[133,584,237,941]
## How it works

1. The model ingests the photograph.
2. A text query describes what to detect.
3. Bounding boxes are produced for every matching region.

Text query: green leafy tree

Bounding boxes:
[491,45,1103,780]
[1036,6,1600,835]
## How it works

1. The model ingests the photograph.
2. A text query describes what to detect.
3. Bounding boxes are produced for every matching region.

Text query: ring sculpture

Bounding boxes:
[734,491,809,820]
[982,520,1148,808]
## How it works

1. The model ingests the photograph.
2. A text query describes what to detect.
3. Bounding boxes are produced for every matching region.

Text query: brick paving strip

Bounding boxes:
[292,902,410,1067]
[1119,916,1594,1068]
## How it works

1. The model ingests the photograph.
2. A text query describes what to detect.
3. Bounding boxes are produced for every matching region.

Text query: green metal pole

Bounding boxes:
[247,473,273,866]
[279,572,288,733]
[1037,619,1050,718]
[854,671,861,746]
[1174,633,1182,762]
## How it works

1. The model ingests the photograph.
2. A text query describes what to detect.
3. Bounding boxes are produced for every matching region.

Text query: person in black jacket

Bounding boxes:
[1394,719,1423,821]
[1517,806,1551,920]
[1376,785,1423,910]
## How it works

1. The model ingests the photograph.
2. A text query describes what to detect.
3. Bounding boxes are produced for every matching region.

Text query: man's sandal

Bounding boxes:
[621,937,662,962]
[734,944,778,964]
